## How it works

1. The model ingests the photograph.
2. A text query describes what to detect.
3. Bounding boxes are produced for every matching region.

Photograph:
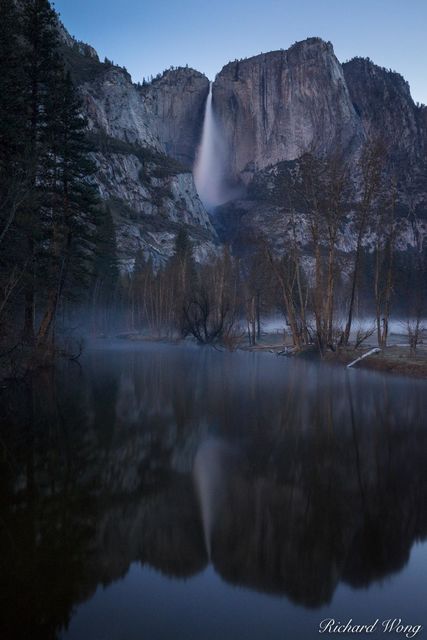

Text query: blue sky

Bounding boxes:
[54,0,427,105]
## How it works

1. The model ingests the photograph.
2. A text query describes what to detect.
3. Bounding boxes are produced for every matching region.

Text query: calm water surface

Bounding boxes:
[0,342,426,640]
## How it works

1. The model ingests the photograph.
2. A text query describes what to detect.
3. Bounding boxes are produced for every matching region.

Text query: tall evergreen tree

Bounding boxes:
[0,0,26,238]
[91,205,120,334]
[0,0,28,333]
[37,70,99,344]
[93,205,119,291]
[0,0,101,347]
[20,0,63,342]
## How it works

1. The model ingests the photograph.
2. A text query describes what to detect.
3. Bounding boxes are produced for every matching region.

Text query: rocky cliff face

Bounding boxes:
[343,57,427,219]
[80,65,162,150]
[140,68,210,166]
[61,36,214,269]
[213,38,362,183]
[61,21,427,264]
[210,39,427,252]
[343,58,423,163]
[212,39,427,188]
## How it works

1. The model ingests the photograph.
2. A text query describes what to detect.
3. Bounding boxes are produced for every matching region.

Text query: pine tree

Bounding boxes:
[20,0,64,342]
[0,0,26,233]
[91,205,120,334]
[93,205,119,289]
[37,70,99,344]
[0,0,101,346]
[0,0,28,334]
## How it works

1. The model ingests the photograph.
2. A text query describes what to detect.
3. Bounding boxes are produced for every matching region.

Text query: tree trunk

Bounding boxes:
[342,234,363,346]
[23,236,35,343]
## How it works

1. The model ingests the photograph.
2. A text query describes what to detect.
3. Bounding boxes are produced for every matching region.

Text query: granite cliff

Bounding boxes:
[61,35,214,269]
[343,57,427,220]
[140,67,209,166]
[212,38,361,182]
[60,21,427,265]
[210,40,427,250]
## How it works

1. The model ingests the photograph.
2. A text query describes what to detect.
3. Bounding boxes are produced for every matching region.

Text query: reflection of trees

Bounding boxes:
[0,346,426,638]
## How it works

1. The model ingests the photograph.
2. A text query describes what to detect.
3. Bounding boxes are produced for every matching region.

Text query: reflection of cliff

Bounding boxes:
[0,345,427,638]
[209,435,427,607]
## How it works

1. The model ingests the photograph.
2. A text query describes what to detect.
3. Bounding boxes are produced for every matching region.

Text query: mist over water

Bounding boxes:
[194,82,241,210]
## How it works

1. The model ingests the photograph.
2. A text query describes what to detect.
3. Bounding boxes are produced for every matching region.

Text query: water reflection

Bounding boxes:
[0,342,426,639]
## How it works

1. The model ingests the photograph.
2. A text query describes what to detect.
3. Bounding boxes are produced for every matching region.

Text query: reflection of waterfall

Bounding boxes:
[193,438,230,559]
[194,83,238,210]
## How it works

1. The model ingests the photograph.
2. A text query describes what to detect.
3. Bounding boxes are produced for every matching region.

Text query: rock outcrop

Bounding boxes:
[343,57,424,164]
[140,68,210,166]
[210,39,427,255]
[61,37,214,269]
[80,65,162,150]
[213,38,362,183]
[343,57,427,219]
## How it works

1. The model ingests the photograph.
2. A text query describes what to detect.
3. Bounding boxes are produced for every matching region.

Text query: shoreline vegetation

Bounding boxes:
[2,320,426,383]
[107,330,427,380]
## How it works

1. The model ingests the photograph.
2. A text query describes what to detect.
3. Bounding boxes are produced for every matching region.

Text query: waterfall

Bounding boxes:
[194,82,232,210]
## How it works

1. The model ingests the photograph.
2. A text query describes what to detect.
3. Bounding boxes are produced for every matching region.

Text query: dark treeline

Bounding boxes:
[0,0,107,361]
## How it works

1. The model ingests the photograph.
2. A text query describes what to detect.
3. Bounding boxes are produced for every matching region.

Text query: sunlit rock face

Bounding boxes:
[213,38,362,183]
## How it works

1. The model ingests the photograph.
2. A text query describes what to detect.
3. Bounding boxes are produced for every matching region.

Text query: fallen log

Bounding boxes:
[347,347,381,369]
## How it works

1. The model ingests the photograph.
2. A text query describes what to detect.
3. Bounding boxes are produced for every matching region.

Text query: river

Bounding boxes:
[0,341,426,639]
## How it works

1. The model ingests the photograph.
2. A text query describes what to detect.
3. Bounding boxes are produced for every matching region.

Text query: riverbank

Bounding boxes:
[116,330,427,380]
[323,346,427,379]
[235,331,427,379]
[0,337,84,383]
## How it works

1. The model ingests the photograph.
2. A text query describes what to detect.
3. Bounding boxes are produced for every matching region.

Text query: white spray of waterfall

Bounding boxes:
[194,82,236,210]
